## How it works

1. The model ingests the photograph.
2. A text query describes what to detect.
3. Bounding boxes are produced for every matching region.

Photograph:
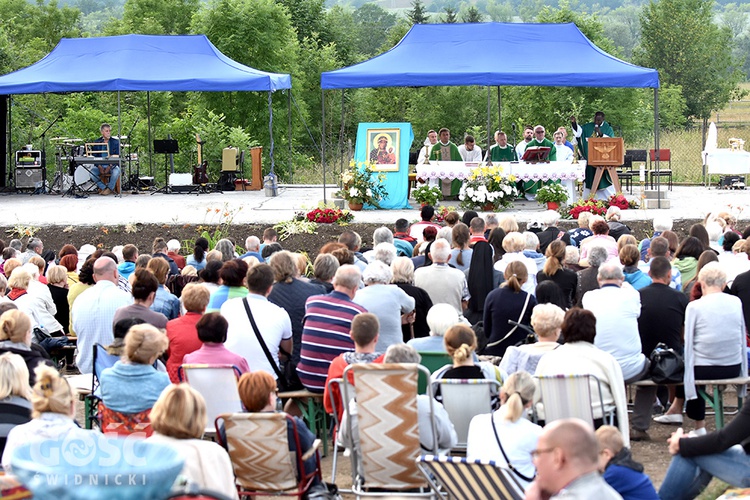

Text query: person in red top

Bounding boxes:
[183,312,250,374]
[394,219,417,248]
[167,239,187,271]
[165,283,210,382]
[323,313,384,422]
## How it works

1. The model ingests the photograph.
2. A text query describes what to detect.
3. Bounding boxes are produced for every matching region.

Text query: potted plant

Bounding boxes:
[412,184,442,207]
[335,161,388,210]
[535,182,569,210]
[458,166,519,211]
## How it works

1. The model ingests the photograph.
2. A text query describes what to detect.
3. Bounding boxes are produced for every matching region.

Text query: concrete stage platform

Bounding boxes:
[3,184,748,227]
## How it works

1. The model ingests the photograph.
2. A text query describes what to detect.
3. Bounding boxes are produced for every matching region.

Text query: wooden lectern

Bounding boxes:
[588,137,625,197]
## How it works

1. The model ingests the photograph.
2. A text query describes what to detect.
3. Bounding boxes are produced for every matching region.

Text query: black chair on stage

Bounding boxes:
[617,153,634,194]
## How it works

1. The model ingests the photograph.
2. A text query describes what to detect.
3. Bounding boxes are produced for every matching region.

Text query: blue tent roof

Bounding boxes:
[0,34,292,94]
[321,23,659,90]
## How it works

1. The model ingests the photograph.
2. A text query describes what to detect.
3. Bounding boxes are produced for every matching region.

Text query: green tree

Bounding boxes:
[353,4,397,58]
[191,0,300,178]
[108,0,199,34]
[443,6,458,23]
[460,5,484,23]
[486,0,513,22]
[324,5,359,65]
[636,0,744,121]
[407,0,430,24]
[276,0,331,45]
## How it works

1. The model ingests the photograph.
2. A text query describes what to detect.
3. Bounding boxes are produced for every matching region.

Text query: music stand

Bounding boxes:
[152,139,179,194]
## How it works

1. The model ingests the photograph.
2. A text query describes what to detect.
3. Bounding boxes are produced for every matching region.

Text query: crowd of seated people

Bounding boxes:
[0,209,746,499]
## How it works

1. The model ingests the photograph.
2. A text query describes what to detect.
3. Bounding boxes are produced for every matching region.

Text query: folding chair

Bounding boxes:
[535,374,615,427]
[325,377,354,485]
[84,343,119,429]
[435,379,500,451]
[216,412,321,499]
[418,351,452,394]
[99,402,153,437]
[648,148,673,190]
[342,363,437,497]
[417,455,524,500]
[179,364,243,437]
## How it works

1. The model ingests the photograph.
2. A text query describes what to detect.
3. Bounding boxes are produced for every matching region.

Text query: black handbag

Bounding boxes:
[242,297,302,392]
[649,343,684,384]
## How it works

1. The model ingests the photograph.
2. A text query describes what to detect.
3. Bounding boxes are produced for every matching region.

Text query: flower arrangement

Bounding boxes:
[608,194,630,210]
[336,161,388,207]
[434,205,457,223]
[535,182,569,205]
[412,184,442,206]
[297,207,354,224]
[568,199,607,219]
[459,166,518,210]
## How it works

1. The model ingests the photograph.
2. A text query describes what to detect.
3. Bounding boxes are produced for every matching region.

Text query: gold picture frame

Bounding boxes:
[367,128,400,172]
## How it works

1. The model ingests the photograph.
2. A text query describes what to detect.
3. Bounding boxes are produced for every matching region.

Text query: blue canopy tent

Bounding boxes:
[320,23,663,203]
[0,34,291,185]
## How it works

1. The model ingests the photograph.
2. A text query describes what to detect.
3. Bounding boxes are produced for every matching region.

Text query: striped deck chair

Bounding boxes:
[216,412,321,499]
[342,363,437,497]
[535,374,615,427]
[416,455,524,500]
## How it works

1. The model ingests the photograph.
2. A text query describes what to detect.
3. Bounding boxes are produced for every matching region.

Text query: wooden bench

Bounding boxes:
[631,376,750,429]
[277,389,328,456]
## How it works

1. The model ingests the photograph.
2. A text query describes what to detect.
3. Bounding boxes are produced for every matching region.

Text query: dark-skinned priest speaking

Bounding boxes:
[571,111,616,199]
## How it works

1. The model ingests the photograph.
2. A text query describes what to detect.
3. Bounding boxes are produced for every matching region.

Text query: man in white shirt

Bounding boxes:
[515,125,533,160]
[221,263,293,379]
[72,257,133,374]
[414,239,470,316]
[457,135,482,162]
[417,130,438,165]
[582,263,649,383]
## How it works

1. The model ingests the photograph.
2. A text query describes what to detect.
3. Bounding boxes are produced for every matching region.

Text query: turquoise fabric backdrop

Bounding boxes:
[354,122,413,209]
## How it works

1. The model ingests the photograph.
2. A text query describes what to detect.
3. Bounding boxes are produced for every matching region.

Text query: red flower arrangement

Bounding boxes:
[568,199,607,219]
[434,206,457,223]
[608,194,630,210]
[304,207,354,224]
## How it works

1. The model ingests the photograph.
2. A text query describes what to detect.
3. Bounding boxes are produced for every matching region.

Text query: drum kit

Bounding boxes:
[49,135,140,195]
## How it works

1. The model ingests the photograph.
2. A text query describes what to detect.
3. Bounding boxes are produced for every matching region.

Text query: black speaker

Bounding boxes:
[15,167,44,189]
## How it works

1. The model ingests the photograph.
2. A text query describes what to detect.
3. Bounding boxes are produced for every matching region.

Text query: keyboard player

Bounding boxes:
[90,123,120,195]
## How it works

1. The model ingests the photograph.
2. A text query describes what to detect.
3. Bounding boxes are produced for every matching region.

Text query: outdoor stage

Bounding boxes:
[2,184,747,227]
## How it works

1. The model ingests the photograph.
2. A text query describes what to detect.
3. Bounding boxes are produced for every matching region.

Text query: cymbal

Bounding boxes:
[121,144,131,148]
[113,135,127,140]
[51,136,68,141]
[63,138,83,143]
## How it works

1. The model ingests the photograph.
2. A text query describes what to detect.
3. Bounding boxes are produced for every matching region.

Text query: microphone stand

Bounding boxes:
[35,114,62,194]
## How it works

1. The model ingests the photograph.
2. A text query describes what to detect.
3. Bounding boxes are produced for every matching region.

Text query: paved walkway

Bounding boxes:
[4,184,748,226]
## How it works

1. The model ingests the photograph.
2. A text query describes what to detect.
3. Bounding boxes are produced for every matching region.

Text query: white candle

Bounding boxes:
[639,163,645,182]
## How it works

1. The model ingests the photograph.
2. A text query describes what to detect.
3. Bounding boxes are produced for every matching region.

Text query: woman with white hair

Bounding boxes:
[499,303,564,375]
[353,261,415,353]
[407,303,460,352]
[605,206,631,241]
[0,352,32,455]
[493,232,538,296]
[656,263,747,434]
[392,257,433,340]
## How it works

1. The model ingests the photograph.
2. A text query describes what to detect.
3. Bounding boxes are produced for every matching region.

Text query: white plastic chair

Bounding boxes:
[435,378,500,450]
[535,374,615,427]
[179,364,243,436]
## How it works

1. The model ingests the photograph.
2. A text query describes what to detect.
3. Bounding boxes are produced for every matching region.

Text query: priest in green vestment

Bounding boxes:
[571,111,616,195]
[429,127,463,196]
[522,125,557,198]
[489,131,518,162]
